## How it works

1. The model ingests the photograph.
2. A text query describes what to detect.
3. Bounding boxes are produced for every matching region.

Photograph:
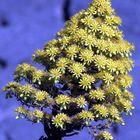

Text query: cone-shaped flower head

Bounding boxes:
[3,0,135,139]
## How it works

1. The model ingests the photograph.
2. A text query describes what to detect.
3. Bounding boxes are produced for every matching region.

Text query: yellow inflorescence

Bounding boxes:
[99,24,115,38]
[35,91,48,101]
[3,0,135,139]
[49,68,62,80]
[119,98,134,113]
[98,131,113,140]
[89,89,105,101]
[32,70,45,84]
[55,95,71,106]
[106,59,117,73]
[81,16,99,33]
[93,55,107,70]
[105,15,122,26]
[56,58,70,71]
[94,105,109,118]
[79,49,94,64]
[75,96,87,108]
[109,106,120,120]
[66,45,80,59]
[33,110,44,120]
[19,84,32,94]
[15,107,26,114]
[123,90,134,101]
[79,74,95,90]
[95,39,108,53]
[52,113,70,129]
[105,84,121,97]
[46,47,60,57]
[69,62,85,78]
[102,72,114,85]
[78,110,94,120]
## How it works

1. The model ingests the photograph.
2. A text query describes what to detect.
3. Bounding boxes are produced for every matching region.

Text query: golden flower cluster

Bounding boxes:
[3,0,135,139]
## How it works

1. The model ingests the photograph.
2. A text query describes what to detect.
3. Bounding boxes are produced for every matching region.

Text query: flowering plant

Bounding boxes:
[3,0,134,140]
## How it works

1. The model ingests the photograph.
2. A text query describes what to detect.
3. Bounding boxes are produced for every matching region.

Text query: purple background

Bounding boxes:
[0,0,140,140]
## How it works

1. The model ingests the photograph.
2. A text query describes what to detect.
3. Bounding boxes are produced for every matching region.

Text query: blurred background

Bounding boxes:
[0,0,140,140]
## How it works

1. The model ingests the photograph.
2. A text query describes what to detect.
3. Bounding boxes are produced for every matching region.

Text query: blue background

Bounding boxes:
[0,0,140,140]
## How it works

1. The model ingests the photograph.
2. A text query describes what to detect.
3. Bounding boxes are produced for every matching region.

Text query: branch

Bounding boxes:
[65,131,79,137]
[44,122,51,138]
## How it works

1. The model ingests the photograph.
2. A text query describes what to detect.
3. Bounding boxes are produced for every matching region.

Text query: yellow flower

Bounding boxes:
[45,46,60,61]
[56,58,69,70]
[49,68,62,80]
[99,24,115,38]
[107,42,118,56]
[46,47,60,57]
[123,90,134,101]
[81,15,94,27]
[35,91,48,101]
[99,131,113,140]
[89,89,105,101]
[15,63,31,74]
[123,100,134,113]
[52,113,70,129]
[79,49,94,64]
[112,16,122,25]
[93,55,107,70]
[105,16,122,26]
[109,106,120,119]
[114,30,123,40]
[106,59,117,73]
[45,39,58,49]
[82,34,95,47]
[33,110,44,120]
[105,16,115,26]
[70,12,83,24]
[101,3,113,16]
[73,29,87,42]
[78,110,94,120]
[116,61,126,74]
[95,40,108,53]
[121,58,134,72]
[94,104,108,118]
[81,16,99,32]
[15,107,26,114]
[120,99,134,113]
[66,45,80,59]
[102,72,114,85]
[118,41,131,56]
[79,74,95,90]
[19,84,32,94]
[88,4,97,15]
[75,96,87,108]
[91,20,99,32]
[33,49,46,63]
[117,74,133,88]
[94,0,110,6]
[123,41,135,53]
[3,0,135,136]
[65,23,78,35]
[105,84,121,97]
[58,36,71,47]
[69,62,85,78]
[55,95,71,106]
[32,70,45,84]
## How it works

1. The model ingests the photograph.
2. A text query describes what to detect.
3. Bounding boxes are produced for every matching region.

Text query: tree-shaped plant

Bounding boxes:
[3,0,135,140]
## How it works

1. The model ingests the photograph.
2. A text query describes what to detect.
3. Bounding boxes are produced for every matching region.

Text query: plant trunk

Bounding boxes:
[44,122,63,140]
[49,135,62,140]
